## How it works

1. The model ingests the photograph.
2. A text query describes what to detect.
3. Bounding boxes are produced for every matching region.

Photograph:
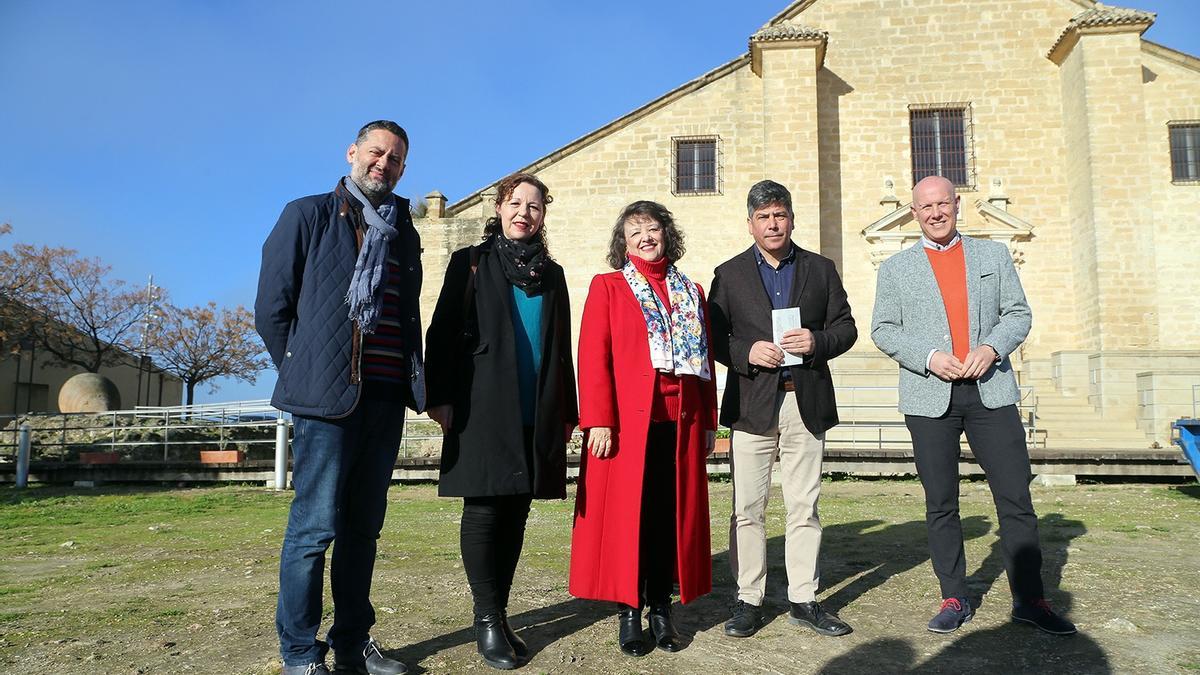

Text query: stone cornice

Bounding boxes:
[1047,4,1155,64]
[763,0,820,28]
[446,55,751,217]
[750,24,829,75]
[765,0,1100,28]
[1142,40,1200,75]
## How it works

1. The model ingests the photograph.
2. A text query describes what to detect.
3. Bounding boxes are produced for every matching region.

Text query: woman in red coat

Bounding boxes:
[569,200,717,657]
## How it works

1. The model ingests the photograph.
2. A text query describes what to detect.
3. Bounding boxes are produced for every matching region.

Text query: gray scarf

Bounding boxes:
[342,176,398,333]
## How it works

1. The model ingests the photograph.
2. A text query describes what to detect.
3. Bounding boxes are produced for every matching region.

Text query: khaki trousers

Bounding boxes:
[729,390,825,605]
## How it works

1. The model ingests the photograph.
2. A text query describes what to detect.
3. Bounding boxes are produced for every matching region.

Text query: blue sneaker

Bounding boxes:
[927,597,973,633]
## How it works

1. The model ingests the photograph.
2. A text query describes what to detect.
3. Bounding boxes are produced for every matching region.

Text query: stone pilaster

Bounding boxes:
[1050,7,1159,351]
[751,24,827,252]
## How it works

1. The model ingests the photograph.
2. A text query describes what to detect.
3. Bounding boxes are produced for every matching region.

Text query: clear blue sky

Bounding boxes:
[1,0,1196,403]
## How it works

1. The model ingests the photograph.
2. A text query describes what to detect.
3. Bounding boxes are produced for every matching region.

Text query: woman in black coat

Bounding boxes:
[424,172,578,670]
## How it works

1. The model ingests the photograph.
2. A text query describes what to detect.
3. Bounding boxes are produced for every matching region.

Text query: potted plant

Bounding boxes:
[199,433,245,464]
[712,428,732,455]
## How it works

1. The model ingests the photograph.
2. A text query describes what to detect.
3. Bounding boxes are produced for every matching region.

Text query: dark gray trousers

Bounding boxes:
[905,381,1044,604]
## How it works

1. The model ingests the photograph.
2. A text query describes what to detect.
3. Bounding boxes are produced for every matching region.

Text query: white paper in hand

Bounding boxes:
[772,307,804,366]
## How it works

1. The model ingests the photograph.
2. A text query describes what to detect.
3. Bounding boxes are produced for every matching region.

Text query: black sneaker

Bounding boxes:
[788,601,852,636]
[283,664,330,675]
[723,600,765,638]
[927,597,974,633]
[1011,599,1077,635]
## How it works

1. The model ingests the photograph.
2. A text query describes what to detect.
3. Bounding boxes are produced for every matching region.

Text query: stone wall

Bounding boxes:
[414,0,1200,440]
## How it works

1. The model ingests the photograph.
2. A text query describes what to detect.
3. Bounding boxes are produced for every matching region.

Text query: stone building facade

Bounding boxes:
[416,0,1200,448]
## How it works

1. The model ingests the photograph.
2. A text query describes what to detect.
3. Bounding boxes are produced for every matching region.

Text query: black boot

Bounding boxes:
[474,614,520,670]
[500,611,528,660]
[617,604,651,657]
[648,602,685,652]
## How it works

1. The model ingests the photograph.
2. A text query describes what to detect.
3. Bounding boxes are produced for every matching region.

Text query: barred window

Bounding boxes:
[1169,122,1200,183]
[910,104,975,189]
[673,136,720,195]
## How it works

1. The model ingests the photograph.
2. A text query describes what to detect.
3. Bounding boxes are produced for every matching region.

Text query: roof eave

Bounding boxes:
[446,54,752,216]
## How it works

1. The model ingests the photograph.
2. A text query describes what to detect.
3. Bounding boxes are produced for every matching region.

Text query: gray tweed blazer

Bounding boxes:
[870,236,1030,418]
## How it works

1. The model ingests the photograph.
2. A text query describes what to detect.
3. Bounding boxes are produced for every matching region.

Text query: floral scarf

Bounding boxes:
[621,260,711,381]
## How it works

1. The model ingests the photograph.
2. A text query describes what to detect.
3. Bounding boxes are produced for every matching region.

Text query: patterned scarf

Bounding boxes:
[341,176,398,333]
[493,234,548,296]
[621,260,711,380]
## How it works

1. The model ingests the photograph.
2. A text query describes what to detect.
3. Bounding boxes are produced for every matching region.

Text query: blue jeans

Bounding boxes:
[276,393,405,666]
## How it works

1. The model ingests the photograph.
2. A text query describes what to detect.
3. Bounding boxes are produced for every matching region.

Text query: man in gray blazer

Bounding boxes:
[871,175,1074,636]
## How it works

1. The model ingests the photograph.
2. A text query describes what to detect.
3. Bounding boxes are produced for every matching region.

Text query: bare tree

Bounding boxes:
[409,197,429,219]
[151,303,270,405]
[0,224,27,354]
[2,238,153,371]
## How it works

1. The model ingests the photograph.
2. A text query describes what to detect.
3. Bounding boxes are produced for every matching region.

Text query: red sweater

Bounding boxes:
[924,241,970,362]
[628,255,682,421]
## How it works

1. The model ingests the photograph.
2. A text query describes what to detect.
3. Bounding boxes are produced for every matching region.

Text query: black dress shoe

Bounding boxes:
[724,600,764,638]
[500,612,528,660]
[617,605,651,657]
[474,614,520,670]
[647,603,685,652]
[788,601,852,636]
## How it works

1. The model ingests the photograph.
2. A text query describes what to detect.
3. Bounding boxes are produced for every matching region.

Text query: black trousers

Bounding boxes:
[905,381,1044,604]
[635,421,678,607]
[461,493,533,617]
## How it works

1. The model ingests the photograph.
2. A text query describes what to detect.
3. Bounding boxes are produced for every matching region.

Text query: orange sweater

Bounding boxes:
[925,242,970,362]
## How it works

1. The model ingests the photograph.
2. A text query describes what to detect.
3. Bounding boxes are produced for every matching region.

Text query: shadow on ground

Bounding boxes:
[816,510,1108,674]
[676,514,993,639]
[381,501,1104,672]
[385,597,612,674]
[1171,483,1200,499]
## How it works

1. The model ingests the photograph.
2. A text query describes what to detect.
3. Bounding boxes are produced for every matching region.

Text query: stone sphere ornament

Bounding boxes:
[58,373,122,412]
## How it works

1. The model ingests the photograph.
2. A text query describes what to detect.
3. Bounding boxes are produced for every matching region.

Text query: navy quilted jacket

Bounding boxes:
[254,180,425,418]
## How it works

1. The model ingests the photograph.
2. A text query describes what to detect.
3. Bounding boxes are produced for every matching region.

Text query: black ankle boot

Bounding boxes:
[500,611,528,660]
[474,614,520,670]
[617,604,651,657]
[648,602,685,652]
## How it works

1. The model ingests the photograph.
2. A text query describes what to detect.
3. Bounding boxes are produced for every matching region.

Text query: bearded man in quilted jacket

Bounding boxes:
[255,120,425,675]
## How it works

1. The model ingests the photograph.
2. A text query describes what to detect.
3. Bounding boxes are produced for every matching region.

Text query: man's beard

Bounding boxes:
[351,167,394,204]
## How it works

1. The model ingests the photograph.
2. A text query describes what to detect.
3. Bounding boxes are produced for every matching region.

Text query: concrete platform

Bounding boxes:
[1,445,1193,486]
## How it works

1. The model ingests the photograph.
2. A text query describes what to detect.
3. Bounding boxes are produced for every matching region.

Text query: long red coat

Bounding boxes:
[568,270,717,607]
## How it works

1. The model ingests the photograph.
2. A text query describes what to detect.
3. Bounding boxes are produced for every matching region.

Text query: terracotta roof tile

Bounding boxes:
[1048,4,1155,60]
[750,23,828,44]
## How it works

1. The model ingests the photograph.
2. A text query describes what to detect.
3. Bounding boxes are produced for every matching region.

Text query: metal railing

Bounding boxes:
[828,385,1039,451]
[0,400,284,461]
[3,385,1042,488]
[1,386,1042,460]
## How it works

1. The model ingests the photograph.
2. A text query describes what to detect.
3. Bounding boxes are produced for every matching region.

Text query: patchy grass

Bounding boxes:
[0,480,1197,674]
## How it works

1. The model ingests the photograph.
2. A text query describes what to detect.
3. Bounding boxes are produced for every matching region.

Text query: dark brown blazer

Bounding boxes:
[709,244,857,436]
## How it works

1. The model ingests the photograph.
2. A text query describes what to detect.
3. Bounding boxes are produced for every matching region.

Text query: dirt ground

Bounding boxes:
[1,479,1198,674]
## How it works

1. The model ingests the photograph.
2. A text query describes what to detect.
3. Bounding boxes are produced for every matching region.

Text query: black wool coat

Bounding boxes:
[424,240,578,498]
[709,244,857,437]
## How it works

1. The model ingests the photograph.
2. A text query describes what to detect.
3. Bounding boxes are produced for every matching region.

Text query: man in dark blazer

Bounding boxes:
[709,180,857,639]
[871,175,1075,636]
